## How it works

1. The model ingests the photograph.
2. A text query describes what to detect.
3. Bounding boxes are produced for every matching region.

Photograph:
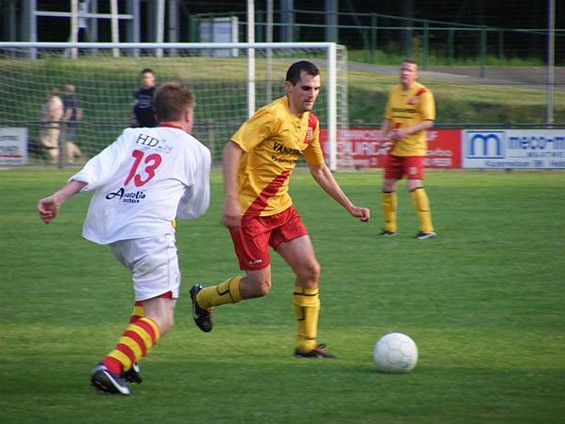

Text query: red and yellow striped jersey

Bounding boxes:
[230,96,324,216]
[384,82,435,156]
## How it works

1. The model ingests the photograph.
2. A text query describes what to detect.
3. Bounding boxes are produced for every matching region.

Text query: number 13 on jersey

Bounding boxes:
[124,149,162,187]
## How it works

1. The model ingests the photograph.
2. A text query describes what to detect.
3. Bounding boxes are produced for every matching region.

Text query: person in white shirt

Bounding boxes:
[37,81,211,395]
[40,86,64,164]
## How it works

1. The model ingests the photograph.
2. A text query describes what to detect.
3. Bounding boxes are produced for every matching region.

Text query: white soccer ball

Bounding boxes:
[374,332,418,373]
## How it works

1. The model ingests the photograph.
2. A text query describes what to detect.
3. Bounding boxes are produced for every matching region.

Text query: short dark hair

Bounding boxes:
[140,68,154,75]
[285,60,320,85]
[154,82,194,122]
[403,58,418,66]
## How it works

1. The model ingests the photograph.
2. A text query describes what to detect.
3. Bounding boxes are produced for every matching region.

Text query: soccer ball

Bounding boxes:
[373,332,418,373]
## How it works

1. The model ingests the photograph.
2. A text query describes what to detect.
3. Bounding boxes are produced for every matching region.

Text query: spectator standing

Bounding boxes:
[40,86,64,164]
[131,68,158,128]
[63,84,84,164]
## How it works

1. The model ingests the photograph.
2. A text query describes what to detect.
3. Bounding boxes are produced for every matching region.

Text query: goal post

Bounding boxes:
[0,42,348,170]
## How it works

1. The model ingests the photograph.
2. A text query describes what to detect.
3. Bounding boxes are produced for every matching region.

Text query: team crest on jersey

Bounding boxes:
[304,113,318,144]
[304,127,314,144]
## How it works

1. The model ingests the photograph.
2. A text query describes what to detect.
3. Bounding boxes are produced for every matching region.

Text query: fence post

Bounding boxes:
[547,0,555,125]
[497,29,504,64]
[57,122,63,169]
[448,28,454,65]
[422,20,429,69]
[370,14,377,64]
[480,25,487,78]
[280,0,294,42]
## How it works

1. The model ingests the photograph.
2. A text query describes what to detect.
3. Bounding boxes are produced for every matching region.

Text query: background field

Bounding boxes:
[2,55,563,165]
[0,168,564,423]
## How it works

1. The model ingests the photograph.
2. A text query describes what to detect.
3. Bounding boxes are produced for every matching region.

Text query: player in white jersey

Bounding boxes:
[37,82,211,395]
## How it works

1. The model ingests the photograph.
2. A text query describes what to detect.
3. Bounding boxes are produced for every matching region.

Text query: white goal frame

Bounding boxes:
[0,41,346,170]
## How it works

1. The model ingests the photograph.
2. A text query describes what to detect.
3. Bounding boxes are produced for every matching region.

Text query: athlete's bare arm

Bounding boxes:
[37,180,87,224]
[308,163,370,222]
[222,141,244,228]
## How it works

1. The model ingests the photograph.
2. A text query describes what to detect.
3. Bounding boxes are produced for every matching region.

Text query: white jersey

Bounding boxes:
[71,126,211,245]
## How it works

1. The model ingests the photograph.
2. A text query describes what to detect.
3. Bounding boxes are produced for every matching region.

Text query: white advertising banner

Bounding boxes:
[0,128,28,166]
[462,129,565,169]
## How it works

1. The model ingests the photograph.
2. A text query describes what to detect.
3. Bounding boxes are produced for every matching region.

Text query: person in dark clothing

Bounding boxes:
[63,84,84,163]
[131,68,158,128]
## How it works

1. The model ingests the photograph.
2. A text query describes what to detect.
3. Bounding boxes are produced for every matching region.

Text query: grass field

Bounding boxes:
[1,168,564,423]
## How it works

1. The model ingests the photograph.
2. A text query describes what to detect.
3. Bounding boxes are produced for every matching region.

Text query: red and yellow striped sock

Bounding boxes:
[102,317,161,375]
[129,301,144,323]
[101,301,144,374]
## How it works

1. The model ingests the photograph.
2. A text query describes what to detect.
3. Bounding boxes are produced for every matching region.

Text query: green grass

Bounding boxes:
[346,70,565,125]
[1,168,564,423]
[2,56,563,145]
[348,50,547,67]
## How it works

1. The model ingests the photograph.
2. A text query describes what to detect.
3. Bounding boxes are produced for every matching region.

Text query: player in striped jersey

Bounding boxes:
[37,82,211,395]
[378,59,437,239]
[190,60,370,359]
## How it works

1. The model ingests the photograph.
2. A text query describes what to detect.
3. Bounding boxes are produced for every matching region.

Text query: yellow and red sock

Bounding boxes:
[197,276,243,309]
[101,301,144,373]
[381,191,397,232]
[102,317,160,375]
[129,301,144,323]
[293,286,320,353]
[410,187,434,233]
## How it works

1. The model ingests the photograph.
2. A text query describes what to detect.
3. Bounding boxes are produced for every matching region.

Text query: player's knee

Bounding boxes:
[311,261,321,281]
[299,261,321,284]
[407,180,423,191]
[244,274,272,298]
[382,180,396,192]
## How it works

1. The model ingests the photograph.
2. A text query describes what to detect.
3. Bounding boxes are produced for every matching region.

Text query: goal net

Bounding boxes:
[0,42,348,170]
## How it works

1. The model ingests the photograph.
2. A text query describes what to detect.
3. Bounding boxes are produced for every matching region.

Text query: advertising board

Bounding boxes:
[0,128,28,166]
[462,129,565,169]
[320,128,461,169]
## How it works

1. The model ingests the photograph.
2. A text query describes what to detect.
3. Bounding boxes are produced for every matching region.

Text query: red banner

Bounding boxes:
[320,129,462,169]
